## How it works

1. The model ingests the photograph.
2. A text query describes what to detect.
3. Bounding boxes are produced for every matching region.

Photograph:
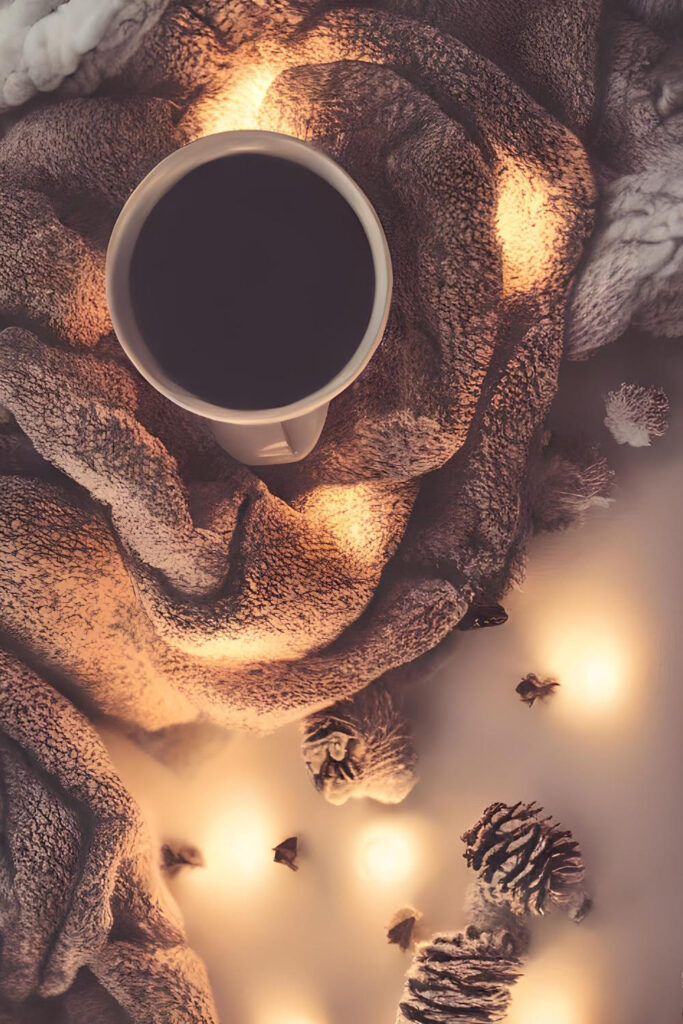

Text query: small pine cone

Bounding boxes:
[604,383,669,447]
[461,802,590,919]
[529,436,613,534]
[396,927,522,1024]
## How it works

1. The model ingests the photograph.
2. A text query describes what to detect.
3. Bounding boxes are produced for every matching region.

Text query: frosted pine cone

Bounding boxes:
[396,927,522,1024]
[461,802,591,921]
[604,382,669,447]
[464,880,531,956]
[528,434,613,533]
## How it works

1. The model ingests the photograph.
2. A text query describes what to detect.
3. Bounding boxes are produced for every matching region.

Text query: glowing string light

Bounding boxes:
[570,648,622,710]
[537,625,629,721]
[355,821,417,887]
[494,155,567,297]
[199,793,274,895]
[193,63,285,137]
[255,995,327,1024]
[264,1017,321,1024]
[508,987,581,1024]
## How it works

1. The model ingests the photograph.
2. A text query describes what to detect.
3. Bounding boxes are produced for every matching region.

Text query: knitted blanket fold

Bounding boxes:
[0,0,671,1020]
[566,3,683,356]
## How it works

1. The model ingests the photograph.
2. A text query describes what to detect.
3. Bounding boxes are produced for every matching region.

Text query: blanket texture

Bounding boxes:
[0,0,677,1021]
[0,2,597,736]
[0,0,169,110]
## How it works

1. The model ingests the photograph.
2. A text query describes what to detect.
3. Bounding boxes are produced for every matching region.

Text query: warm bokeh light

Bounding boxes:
[186,627,310,662]
[200,793,275,894]
[570,648,622,709]
[263,1017,322,1024]
[536,623,630,722]
[525,561,646,727]
[495,155,566,296]
[507,987,581,1024]
[254,992,327,1024]
[355,821,418,887]
[506,947,601,1024]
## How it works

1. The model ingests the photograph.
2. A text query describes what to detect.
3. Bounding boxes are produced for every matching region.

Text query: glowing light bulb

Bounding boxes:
[531,606,633,723]
[356,822,416,886]
[551,633,626,719]
[505,940,600,1024]
[508,986,581,1024]
[200,795,274,893]
[256,997,325,1024]
[574,649,621,708]
[269,1017,319,1024]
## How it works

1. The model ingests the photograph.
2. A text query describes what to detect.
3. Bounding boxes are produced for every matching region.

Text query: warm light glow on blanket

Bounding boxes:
[300,482,389,561]
[191,29,347,139]
[495,158,565,296]
[197,63,283,135]
[174,627,311,663]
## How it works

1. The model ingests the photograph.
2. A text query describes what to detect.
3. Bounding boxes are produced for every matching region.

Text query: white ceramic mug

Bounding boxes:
[106,130,392,465]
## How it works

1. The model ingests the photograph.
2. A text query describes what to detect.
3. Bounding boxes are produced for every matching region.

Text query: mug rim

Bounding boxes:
[105,130,393,425]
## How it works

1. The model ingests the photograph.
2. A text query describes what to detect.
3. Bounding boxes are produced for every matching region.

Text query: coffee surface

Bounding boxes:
[129,152,377,410]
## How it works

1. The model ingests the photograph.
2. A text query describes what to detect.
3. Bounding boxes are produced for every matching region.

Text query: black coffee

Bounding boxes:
[129,152,376,410]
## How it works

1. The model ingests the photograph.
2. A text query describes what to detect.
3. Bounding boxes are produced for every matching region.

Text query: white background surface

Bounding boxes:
[104,332,683,1024]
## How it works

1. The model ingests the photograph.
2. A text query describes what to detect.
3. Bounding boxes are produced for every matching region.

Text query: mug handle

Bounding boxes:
[210,403,329,465]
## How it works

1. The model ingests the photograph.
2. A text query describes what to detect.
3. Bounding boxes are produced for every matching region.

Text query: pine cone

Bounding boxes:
[604,382,669,447]
[516,673,560,707]
[461,802,590,920]
[457,604,508,630]
[396,927,522,1024]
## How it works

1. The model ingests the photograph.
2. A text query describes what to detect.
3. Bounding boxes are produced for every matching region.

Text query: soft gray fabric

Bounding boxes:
[0,0,169,111]
[566,5,683,356]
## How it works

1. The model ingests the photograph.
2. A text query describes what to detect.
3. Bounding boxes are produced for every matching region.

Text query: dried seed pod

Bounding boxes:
[604,382,669,447]
[301,682,417,806]
[461,802,590,920]
[160,842,205,879]
[387,906,423,952]
[396,927,523,1023]
[516,673,560,707]
[273,836,299,871]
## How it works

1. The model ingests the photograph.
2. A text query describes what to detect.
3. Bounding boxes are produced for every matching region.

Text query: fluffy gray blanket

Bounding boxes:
[0,1,678,1021]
